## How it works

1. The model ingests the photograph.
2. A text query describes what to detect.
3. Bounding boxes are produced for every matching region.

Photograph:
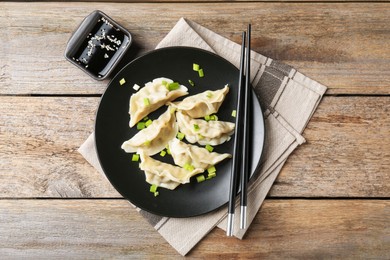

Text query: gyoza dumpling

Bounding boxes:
[176,111,235,146]
[122,107,177,155]
[129,77,188,127]
[139,151,203,190]
[168,138,232,170]
[169,85,229,118]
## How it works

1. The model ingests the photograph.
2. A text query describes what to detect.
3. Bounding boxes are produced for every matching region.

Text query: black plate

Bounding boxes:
[95,47,265,218]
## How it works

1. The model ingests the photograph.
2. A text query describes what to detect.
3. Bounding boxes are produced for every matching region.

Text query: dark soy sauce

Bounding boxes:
[72,17,130,78]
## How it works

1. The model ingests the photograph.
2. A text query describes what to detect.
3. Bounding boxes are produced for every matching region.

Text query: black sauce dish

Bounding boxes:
[64,10,132,80]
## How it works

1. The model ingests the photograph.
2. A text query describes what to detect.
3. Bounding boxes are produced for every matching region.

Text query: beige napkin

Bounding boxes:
[78,18,327,256]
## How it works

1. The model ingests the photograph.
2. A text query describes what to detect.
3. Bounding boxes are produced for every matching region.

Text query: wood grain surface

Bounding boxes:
[1,2,389,95]
[0,1,389,258]
[0,199,388,258]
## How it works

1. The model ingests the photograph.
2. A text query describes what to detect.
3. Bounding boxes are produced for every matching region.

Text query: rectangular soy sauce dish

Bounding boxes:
[64,10,132,80]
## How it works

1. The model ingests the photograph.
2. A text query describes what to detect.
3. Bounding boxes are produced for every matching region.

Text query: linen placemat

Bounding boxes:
[78,18,327,256]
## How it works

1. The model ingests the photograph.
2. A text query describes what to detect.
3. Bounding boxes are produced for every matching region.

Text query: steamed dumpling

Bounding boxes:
[121,107,177,155]
[129,77,188,127]
[169,85,229,118]
[168,138,232,170]
[176,111,235,146]
[139,151,203,190]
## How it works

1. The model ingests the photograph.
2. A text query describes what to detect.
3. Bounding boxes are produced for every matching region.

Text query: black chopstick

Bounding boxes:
[227,31,246,237]
[240,24,251,230]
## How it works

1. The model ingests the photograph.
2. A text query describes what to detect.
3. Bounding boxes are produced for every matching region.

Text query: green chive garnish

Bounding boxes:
[145,119,153,127]
[193,63,200,71]
[193,124,200,131]
[143,116,149,121]
[210,115,218,121]
[166,147,171,155]
[143,98,150,106]
[184,163,195,171]
[208,171,217,178]
[150,184,158,193]
[206,91,213,98]
[204,115,211,121]
[131,154,140,162]
[207,166,216,174]
[205,144,214,152]
[206,171,217,180]
[177,132,185,140]
[231,110,237,117]
[198,68,204,78]
[196,175,205,183]
[154,191,159,197]
[137,122,145,130]
[144,140,151,146]
[160,150,167,157]
[188,79,195,86]
[119,78,126,85]
[168,82,180,91]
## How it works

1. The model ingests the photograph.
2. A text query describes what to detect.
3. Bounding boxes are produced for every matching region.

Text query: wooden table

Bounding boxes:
[1,1,389,258]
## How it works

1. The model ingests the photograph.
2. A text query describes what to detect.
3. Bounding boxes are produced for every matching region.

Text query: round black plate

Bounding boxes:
[95,47,265,218]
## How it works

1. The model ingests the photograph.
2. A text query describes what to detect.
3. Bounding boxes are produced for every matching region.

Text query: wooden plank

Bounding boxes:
[0,2,389,95]
[8,0,388,2]
[0,96,388,198]
[0,97,119,198]
[270,95,390,197]
[0,199,388,258]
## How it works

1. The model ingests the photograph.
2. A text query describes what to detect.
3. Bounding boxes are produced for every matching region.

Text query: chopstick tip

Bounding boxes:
[226,213,235,236]
[240,206,247,229]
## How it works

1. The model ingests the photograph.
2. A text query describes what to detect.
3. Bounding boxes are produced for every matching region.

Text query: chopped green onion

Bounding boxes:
[160,150,167,157]
[119,78,126,85]
[168,82,180,91]
[231,110,237,118]
[206,171,217,180]
[131,154,140,162]
[207,166,216,174]
[206,91,213,98]
[188,79,195,86]
[193,124,200,131]
[150,184,158,193]
[198,134,204,140]
[196,175,206,183]
[162,80,167,86]
[154,191,159,197]
[145,119,153,127]
[210,115,218,121]
[143,98,150,106]
[208,171,217,178]
[198,68,204,78]
[193,63,200,71]
[137,122,145,130]
[144,140,151,146]
[143,116,149,121]
[177,132,185,140]
[184,163,195,171]
[166,146,171,155]
[205,144,214,152]
[204,115,211,121]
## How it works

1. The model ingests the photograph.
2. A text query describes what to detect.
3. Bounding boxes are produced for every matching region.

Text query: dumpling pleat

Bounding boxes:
[121,107,178,155]
[129,77,188,127]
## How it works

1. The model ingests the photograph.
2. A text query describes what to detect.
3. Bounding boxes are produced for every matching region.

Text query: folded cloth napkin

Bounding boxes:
[78,18,327,256]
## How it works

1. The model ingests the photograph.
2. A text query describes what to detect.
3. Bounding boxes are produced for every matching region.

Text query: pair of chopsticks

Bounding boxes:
[227,24,251,236]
